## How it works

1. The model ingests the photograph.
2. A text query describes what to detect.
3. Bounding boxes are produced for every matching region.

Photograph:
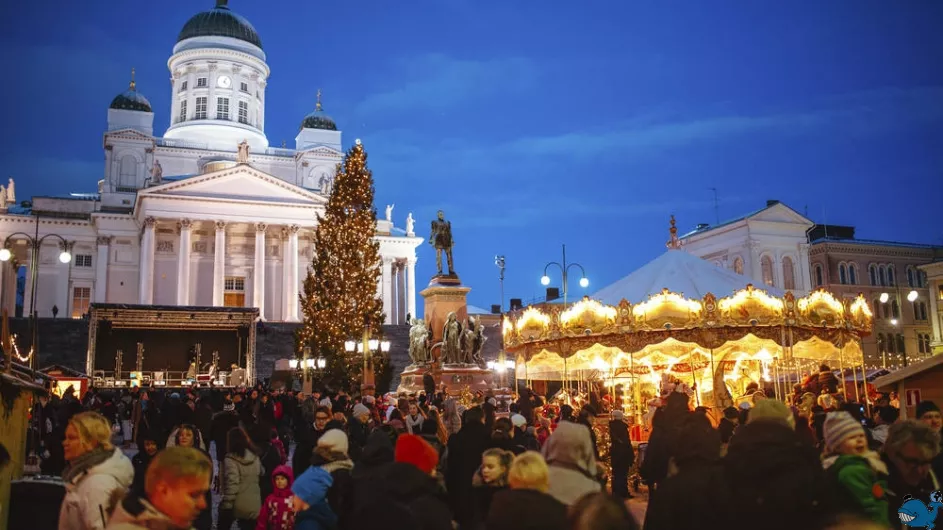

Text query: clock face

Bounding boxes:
[217,75,232,88]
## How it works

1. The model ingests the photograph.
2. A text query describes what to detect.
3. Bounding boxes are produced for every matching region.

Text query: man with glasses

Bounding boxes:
[883,419,941,529]
[293,406,332,476]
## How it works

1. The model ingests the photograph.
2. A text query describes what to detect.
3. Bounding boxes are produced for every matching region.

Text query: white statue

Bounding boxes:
[319,173,333,195]
[0,185,7,207]
[385,204,394,223]
[150,160,163,184]
[6,178,14,204]
[405,212,415,235]
[237,140,250,164]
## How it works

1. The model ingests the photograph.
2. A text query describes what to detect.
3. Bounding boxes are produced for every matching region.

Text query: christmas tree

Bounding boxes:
[296,140,390,393]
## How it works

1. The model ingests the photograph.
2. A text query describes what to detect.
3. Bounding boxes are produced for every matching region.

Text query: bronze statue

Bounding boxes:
[442,312,462,364]
[429,210,455,276]
[462,316,487,367]
[408,318,431,365]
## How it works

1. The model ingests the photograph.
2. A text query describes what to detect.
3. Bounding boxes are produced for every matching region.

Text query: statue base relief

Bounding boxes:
[397,362,504,396]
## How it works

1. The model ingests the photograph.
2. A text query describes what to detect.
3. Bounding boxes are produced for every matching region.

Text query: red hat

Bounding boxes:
[395,434,439,474]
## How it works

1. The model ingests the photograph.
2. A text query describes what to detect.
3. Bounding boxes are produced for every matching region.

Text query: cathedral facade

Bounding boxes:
[0,0,421,325]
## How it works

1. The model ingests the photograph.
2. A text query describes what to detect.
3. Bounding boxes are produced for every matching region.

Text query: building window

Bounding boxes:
[877,333,886,353]
[180,80,188,92]
[240,81,249,93]
[869,264,877,286]
[920,271,928,288]
[71,287,91,318]
[194,97,207,119]
[925,334,932,353]
[761,256,774,287]
[888,333,897,354]
[888,266,896,286]
[782,256,796,290]
[178,100,187,123]
[814,264,824,287]
[197,77,208,88]
[74,254,92,267]
[892,300,900,319]
[919,334,926,354]
[917,302,928,321]
[838,264,847,285]
[879,265,887,286]
[217,97,230,120]
[908,267,916,288]
[238,101,248,124]
[849,264,858,285]
[897,334,906,355]
[224,276,245,307]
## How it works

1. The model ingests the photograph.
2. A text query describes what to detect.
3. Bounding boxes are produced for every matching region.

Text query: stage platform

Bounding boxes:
[87,303,260,384]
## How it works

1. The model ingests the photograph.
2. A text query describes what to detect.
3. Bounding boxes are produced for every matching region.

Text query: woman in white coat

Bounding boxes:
[59,411,134,530]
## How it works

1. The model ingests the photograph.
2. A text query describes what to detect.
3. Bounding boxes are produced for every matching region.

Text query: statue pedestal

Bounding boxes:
[397,363,502,396]
[420,279,470,344]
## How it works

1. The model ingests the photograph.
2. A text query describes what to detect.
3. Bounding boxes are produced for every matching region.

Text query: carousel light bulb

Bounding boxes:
[579,277,589,288]
[908,290,918,302]
[879,293,889,304]
[0,248,10,262]
[540,275,550,286]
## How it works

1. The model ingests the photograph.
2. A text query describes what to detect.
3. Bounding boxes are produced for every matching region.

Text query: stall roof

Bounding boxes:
[872,355,943,390]
[593,249,785,305]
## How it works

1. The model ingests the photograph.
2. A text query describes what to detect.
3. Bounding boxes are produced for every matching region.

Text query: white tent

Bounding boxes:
[593,249,785,305]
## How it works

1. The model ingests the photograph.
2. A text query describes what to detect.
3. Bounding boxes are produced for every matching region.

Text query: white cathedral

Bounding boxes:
[0,0,421,325]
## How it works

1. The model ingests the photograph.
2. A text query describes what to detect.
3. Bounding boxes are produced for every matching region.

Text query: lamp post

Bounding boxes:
[495,255,506,313]
[290,345,326,394]
[0,225,73,370]
[344,323,390,396]
[540,244,589,307]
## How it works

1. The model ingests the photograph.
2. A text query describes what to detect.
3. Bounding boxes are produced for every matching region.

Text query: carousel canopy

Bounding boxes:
[594,248,784,306]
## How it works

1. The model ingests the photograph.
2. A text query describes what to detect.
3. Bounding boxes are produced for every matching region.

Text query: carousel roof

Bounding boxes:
[594,248,784,306]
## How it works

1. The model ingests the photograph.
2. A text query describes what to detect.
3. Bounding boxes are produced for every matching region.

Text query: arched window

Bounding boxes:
[733,257,744,276]
[883,303,890,319]
[761,255,774,286]
[888,333,897,354]
[897,334,906,355]
[873,299,881,319]
[119,155,137,188]
[888,266,896,286]
[849,264,858,285]
[838,264,847,285]
[892,300,900,319]
[782,257,796,290]
[921,271,928,288]
[920,302,928,321]
[814,265,824,287]
[879,265,887,287]
[869,265,877,286]
[908,267,916,288]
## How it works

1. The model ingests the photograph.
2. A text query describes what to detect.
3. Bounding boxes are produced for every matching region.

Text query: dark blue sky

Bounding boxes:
[1,1,942,311]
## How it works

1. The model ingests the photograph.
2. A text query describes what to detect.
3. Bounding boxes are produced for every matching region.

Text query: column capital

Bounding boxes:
[178,218,192,231]
[215,220,227,231]
[256,222,268,233]
[382,256,395,265]
[144,216,157,228]
[96,236,113,246]
[289,224,301,234]
[406,257,417,266]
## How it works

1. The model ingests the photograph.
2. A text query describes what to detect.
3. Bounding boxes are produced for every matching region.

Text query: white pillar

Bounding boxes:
[748,241,763,285]
[288,225,300,321]
[798,243,812,292]
[773,254,783,290]
[176,218,192,305]
[254,223,267,319]
[929,279,941,345]
[406,257,417,321]
[391,261,400,324]
[56,244,70,317]
[95,236,110,303]
[213,221,226,306]
[138,217,156,304]
[382,257,393,324]
[281,227,291,321]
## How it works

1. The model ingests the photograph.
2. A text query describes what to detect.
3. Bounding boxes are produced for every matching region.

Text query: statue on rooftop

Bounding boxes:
[150,160,163,184]
[237,140,250,164]
[6,178,14,204]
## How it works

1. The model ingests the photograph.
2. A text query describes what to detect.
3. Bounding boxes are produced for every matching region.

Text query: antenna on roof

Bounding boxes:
[709,187,719,225]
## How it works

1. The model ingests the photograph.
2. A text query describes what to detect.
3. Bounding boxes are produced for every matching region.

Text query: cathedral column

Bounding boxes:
[176,219,192,305]
[213,221,226,306]
[406,258,417,322]
[748,240,763,285]
[391,261,400,324]
[138,217,156,304]
[281,227,291,320]
[288,225,300,321]
[254,223,267,319]
[382,257,393,325]
[798,243,812,292]
[95,236,111,303]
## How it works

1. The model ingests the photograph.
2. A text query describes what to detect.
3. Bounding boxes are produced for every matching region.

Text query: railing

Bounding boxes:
[92,370,232,388]
[155,138,296,157]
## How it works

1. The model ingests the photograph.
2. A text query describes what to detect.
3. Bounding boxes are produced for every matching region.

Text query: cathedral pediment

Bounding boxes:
[296,145,343,159]
[104,128,154,142]
[748,203,813,226]
[136,164,327,208]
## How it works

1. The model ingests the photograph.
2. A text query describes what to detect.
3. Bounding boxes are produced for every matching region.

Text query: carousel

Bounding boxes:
[503,218,874,441]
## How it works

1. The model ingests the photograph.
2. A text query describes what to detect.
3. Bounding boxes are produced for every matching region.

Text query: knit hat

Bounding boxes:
[611,410,624,421]
[823,411,865,454]
[352,403,371,419]
[917,400,941,419]
[395,434,439,474]
[510,414,527,428]
[363,395,376,405]
[319,397,333,408]
[317,429,349,455]
[747,399,795,429]
[223,403,235,412]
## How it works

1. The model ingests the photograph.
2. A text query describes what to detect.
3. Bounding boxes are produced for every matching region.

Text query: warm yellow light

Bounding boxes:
[515,307,551,332]
[797,290,843,315]
[560,298,617,326]
[850,296,873,318]
[718,286,785,314]
[633,289,702,318]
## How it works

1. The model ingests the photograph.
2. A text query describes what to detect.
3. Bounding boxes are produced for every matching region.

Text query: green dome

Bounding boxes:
[110,82,152,112]
[301,109,337,131]
[177,1,262,49]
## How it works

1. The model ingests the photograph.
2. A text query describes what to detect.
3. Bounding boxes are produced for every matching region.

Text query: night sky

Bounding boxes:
[1,1,941,312]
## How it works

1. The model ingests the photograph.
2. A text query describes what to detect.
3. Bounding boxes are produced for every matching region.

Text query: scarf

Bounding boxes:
[64,446,114,484]
[406,414,424,434]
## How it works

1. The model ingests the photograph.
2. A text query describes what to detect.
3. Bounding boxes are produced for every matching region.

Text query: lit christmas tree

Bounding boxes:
[296,140,390,393]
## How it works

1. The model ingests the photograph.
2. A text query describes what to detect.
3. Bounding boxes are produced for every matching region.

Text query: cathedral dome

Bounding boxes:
[177,0,262,49]
[109,73,152,112]
[300,92,337,131]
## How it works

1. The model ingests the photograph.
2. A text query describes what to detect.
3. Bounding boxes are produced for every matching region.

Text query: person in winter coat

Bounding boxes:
[293,406,331,476]
[250,423,284,505]
[486,451,566,530]
[291,458,336,530]
[542,421,602,506]
[167,425,213,530]
[882,420,941,530]
[220,427,262,530]
[106,447,212,530]
[59,412,135,530]
[821,411,889,526]
[818,364,840,394]
[608,411,635,499]
[130,430,161,496]
[639,392,689,496]
[717,406,739,444]
[445,406,491,528]
[210,402,240,488]
[255,465,295,530]
[309,429,354,522]
[471,448,512,528]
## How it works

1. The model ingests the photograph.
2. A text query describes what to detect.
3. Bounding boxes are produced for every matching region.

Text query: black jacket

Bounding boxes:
[485,488,566,530]
[344,461,452,530]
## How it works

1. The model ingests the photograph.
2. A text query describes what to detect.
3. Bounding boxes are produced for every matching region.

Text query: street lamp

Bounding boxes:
[907,290,919,302]
[540,244,589,306]
[344,324,390,395]
[495,255,506,313]
[294,346,326,393]
[0,227,74,369]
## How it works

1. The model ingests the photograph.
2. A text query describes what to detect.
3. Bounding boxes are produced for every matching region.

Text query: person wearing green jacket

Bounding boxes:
[822,411,889,526]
